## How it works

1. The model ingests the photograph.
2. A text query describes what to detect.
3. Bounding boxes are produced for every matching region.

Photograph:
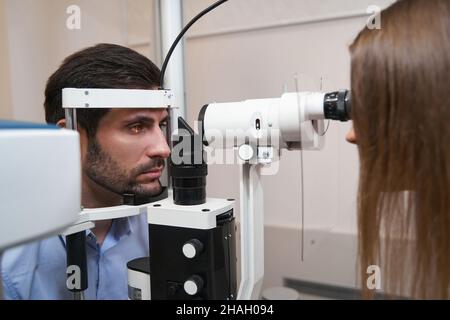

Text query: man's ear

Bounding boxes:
[56,119,66,128]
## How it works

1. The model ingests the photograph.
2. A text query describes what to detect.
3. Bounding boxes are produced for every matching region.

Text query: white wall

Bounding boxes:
[3,0,158,122]
[4,0,52,122]
[0,0,12,119]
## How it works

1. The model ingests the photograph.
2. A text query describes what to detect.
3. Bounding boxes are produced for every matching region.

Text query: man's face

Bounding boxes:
[81,108,170,198]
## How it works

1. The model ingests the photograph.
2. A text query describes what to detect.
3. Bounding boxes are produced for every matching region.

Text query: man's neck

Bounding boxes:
[81,174,123,246]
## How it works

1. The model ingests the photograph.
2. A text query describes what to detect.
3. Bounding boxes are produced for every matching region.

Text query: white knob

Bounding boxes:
[238,144,254,161]
[182,239,203,259]
[184,275,204,296]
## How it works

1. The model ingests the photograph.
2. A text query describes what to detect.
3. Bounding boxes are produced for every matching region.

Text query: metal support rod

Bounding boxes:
[158,0,186,128]
[64,108,77,131]
[64,108,87,299]
[237,163,264,300]
[66,231,88,296]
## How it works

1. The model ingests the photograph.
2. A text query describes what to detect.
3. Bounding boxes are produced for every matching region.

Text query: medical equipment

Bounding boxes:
[128,117,237,300]
[61,86,239,300]
[198,90,351,299]
[0,121,81,251]
[60,85,351,300]
[0,120,81,299]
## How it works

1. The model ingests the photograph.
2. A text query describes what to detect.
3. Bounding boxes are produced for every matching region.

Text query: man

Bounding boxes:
[1,44,170,299]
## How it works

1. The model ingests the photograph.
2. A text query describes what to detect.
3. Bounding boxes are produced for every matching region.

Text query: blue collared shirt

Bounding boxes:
[1,213,149,300]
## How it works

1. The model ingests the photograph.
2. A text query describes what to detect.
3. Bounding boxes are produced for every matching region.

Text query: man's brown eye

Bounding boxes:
[130,124,143,134]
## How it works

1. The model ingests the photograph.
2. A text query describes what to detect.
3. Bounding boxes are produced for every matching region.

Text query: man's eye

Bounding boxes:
[129,124,144,134]
[159,122,168,129]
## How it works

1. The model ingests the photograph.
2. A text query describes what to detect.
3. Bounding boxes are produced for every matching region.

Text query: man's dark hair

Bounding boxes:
[44,43,161,137]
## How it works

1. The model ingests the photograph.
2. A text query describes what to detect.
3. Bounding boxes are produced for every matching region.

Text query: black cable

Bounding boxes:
[159,0,229,89]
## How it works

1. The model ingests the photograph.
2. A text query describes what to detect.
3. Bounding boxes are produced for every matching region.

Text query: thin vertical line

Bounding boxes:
[294,74,305,262]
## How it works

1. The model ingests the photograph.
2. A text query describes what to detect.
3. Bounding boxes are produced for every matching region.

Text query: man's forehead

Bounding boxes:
[109,108,169,120]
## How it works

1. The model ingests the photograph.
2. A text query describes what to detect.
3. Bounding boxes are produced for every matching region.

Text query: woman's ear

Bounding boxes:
[56,119,66,128]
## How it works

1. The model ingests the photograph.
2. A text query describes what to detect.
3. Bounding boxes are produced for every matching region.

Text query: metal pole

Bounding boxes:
[73,291,85,300]
[64,108,87,300]
[158,0,187,127]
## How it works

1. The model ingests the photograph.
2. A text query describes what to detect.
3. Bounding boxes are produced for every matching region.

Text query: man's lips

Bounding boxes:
[138,167,164,180]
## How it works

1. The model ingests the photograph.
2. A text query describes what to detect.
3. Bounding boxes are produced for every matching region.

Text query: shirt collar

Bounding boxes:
[59,215,137,246]
[111,216,134,241]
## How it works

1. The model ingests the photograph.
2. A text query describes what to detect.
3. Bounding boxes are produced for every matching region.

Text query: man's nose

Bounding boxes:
[146,129,171,159]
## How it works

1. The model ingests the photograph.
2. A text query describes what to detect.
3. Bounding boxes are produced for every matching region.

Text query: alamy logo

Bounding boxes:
[366,265,381,290]
[171,119,282,175]
[66,265,81,290]
[66,5,81,30]
[366,5,381,30]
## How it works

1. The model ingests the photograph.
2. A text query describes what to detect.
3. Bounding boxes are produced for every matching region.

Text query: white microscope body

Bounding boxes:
[199,90,351,299]
[0,122,81,251]
[0,121,81,299]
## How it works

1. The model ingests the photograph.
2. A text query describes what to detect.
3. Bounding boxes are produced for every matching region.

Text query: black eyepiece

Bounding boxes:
[324,90,351,121]
[170,117,207,205]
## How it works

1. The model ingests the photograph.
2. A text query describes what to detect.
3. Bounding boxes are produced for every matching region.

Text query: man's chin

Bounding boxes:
[130,181,163,197]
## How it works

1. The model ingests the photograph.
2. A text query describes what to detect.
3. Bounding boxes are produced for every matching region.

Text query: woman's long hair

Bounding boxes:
[350,0,450,299]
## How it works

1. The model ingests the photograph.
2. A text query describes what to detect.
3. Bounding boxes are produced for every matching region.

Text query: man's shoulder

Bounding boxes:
[1,241,41,299]
[2,241,41,275]
[1,236,64,282]
[1,236,66,299]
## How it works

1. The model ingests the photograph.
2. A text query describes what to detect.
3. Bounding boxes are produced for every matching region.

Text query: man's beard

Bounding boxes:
[84,138,165,198]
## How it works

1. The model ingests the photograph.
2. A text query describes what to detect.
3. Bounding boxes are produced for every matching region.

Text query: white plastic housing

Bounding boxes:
[0,129,81,250]
[202,92,325,151]
[127,268,151,300]
[62,88,173,109]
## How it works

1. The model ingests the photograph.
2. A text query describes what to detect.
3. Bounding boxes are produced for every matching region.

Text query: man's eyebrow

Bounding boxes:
[123,114,169,125]
[122,115,155,125]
